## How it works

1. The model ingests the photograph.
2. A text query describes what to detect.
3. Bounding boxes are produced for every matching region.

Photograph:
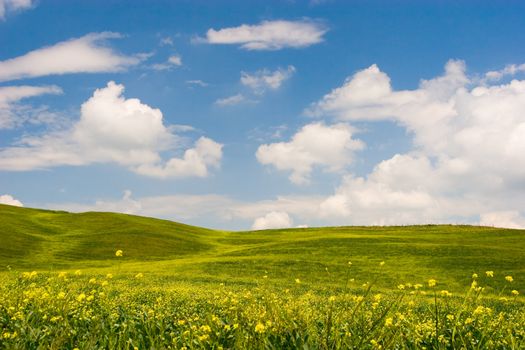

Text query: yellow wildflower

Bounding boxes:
[115,249,123,257]
[440,290,452,297]
[428,279,437,287]
[505,275,513,282]
[485,271,494,277]
[511,290,519,296]
[255,322,266,333]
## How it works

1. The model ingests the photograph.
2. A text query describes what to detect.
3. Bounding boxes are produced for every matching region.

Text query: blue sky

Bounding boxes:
[2,0,525,230]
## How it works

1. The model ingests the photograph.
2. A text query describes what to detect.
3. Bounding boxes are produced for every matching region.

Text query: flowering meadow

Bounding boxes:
[1,262,523,349]
[1,206,524,349]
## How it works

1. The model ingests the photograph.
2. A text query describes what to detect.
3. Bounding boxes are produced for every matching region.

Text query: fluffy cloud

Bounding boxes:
[134,137,223,178]
[252,211,293,230]
[479,211,525,229]
[256,122,364,184]
[241,66,295,94]
[0,32,141,82]
[0,81,222,178]
[215,94,245,107]
[0,0,32,20]
[309,60,525,227]
[203,20,328,50]
[0,85,62,128]
[484,63,525,82]
[0,194,23,206]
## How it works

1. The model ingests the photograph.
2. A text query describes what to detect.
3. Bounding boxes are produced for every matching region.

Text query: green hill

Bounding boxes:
[1,203,524,292]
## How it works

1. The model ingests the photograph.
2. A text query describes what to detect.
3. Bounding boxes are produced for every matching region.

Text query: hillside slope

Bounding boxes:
[0,204,223,268]
[1,204,524,292]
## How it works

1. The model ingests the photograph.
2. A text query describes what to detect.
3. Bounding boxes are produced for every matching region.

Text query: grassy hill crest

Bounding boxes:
[1,203,524,292]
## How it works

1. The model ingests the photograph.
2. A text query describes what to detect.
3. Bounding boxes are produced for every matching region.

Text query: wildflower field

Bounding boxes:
[1,204,524,349]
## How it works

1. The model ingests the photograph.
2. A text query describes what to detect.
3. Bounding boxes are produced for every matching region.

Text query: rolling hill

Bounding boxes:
[1,203,524,292]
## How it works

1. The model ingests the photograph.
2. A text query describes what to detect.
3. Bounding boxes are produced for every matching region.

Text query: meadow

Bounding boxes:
[0,204,524,349]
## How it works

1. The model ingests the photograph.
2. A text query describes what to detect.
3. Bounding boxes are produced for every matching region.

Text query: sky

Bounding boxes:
[1,0,525,230]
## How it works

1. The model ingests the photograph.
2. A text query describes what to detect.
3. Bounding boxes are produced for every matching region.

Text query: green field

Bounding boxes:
[1,204,524,349]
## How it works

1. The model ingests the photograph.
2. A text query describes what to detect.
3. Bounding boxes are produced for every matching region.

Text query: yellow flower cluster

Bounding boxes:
[0,265,521,349]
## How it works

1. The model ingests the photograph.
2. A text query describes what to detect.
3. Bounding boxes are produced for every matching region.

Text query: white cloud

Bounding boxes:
[484,63,525,82]
[0,0,32,20]
[0,81,222,178]
[186,80,209,87]
[241,66,295,94]
[152,54,182,70]
[0,194,23,206]
[215,94,245,107]
[203,20,328,50]
[251,211,293,230]
[134,137,222,178]
[256,122,364,184]
[168,55,182,66]
[159,37,174,46]
[0,32,141,82]
[479,211,525,229]
[307,60,525,228]
[0,85,62,128]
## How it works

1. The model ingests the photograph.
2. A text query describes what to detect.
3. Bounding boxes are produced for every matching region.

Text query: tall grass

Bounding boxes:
[1,264,523,349]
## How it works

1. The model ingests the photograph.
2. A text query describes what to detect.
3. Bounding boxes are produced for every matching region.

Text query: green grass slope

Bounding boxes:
[1,204,524,293]
[0,204,221,268]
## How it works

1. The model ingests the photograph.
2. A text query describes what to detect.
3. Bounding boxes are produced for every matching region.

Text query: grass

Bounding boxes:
[0,204,524,349]
[1,204,524,292]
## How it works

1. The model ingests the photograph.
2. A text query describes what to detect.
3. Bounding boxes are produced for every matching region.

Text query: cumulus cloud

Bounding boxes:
[484,63,525,82]
[203,20,328,50]
[0,81,222,178]
[0,85,62,128]
[0,194,23,206]
[256,122,364,185]
[134,137,223,178]
[215,94,245,107]
[251,211,293,230]
[0,0,32,20]
[0,32,142,82]
[479,211,525,229]
[241,66,295,94]
[308,60,525,227]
